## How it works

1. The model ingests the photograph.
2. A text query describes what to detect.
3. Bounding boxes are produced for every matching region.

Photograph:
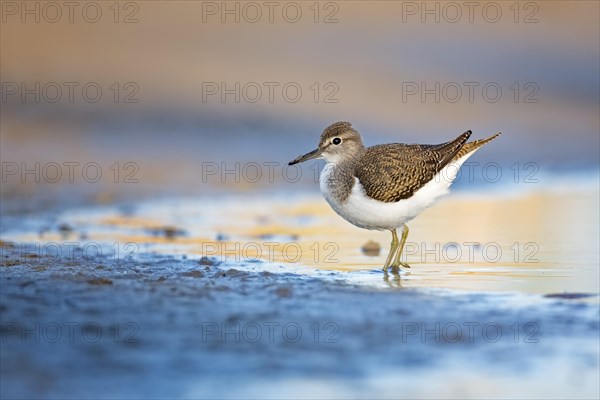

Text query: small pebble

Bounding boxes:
[275,287,292,298]
[361,240,381,256]
[181,270,204,278]
[87,278,113,285]
[198,256,217,266]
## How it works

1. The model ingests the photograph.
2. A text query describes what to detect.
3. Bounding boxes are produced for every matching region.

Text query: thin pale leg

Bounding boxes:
[390,224,410,269]
[382,229,398,273]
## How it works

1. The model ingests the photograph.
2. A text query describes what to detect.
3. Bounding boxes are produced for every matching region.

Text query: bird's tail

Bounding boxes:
[453,132,501,161]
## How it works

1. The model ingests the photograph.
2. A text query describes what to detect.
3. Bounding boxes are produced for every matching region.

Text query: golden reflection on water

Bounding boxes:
[4,190,599,295]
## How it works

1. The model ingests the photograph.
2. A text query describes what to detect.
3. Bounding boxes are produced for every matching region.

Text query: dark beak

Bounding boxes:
[288,148,322,165]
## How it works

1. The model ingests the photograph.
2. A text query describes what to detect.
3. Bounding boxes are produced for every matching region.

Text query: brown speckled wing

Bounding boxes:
[355,131,471,202]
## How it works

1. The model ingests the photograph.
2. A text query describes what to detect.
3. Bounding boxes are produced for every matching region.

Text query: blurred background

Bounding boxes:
[2,0,598,214]
[2,2,599,399]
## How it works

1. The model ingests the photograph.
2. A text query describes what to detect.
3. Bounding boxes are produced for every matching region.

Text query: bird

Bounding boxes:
[288,121,500,275]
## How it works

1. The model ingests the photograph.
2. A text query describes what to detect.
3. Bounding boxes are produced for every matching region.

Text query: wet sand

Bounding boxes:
[6,188,596,293]
[1,188,599,399]
[2,0,598,397]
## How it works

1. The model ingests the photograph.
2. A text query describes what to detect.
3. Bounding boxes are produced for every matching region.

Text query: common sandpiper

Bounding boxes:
[289,121,500,275]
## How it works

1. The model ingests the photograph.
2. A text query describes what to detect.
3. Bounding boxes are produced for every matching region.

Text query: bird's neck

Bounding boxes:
[319,160,357,204]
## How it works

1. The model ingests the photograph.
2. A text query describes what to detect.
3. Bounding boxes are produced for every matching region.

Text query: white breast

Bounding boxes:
[319,153,475,231]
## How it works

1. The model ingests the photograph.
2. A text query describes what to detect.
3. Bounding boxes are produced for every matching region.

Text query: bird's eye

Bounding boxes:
[332,137,342,145]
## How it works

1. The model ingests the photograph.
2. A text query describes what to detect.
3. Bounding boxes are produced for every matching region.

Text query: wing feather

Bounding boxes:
[354,131,471,202]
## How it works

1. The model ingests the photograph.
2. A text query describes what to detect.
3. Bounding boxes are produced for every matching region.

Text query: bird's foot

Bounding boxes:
[390,261,411,269]
[382,262,410,276]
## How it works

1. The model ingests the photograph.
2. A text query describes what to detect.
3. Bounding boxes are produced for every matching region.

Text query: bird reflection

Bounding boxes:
[383,267,402,288]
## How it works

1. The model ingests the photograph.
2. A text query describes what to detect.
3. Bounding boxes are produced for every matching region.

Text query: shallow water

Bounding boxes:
[5,187,597,293]
[1,187,599,399]
[2,0,599,396]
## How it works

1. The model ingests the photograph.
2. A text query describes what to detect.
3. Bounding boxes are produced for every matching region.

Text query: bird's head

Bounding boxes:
[288,122,365,165]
